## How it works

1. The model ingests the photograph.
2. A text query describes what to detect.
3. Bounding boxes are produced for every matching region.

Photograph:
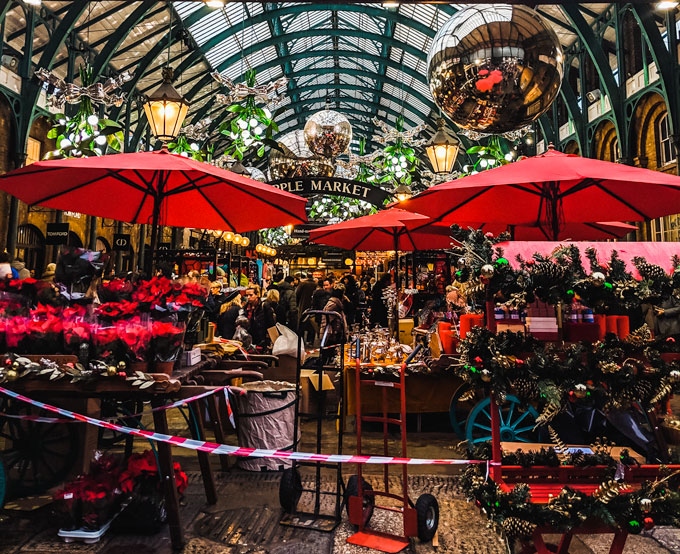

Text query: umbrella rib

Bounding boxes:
[197,173,306,224]
[28,172,118,207]
[350,228,377,251]
[194,185,236,231]
[402,227,418,251]
[429,186,493,224]
[508,183,543,195]
[584,222,614,238]
[593,183,649,220]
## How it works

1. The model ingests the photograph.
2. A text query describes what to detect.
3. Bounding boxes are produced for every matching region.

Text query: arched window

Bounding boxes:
[609,137,619,163]
[96,237,110,252]
[67,232,83,248]
[657,113,676,167]
[16,224,45,275]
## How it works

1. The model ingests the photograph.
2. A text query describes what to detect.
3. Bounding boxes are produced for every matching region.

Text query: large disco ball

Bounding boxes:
[269,130,335,180]
[304,109,352,158]
[427,4,563,134]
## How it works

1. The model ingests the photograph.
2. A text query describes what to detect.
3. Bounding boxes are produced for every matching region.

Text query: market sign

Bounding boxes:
[112,233,131,251]
[268,177,391,207]
[290,223,324,239]
[45,222,69,245]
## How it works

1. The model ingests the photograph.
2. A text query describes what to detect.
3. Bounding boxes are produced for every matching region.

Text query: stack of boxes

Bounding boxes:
[525,300,559,341]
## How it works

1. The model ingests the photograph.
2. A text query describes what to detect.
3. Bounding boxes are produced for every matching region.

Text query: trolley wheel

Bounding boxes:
[97,399,142,449]
[449,383,477,439]
[465,395,538,444]
[0,398,78,498]
[415,493,439,542]
[345,475,374,528]
[279,467,302,513]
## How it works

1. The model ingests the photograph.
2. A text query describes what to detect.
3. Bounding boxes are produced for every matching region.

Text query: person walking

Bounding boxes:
[243,286,275,348]
[296,272,317,341]
[263,288,280,320]
[217,291,243,340]
[370,273,391,328]
[270,272,298,331]
[319,283,349,364]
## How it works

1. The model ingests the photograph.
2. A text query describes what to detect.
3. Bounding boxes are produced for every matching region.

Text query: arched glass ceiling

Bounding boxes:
[1,2,610,153]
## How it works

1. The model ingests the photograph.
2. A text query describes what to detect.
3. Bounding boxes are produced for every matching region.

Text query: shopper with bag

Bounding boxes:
[319,284,349,364]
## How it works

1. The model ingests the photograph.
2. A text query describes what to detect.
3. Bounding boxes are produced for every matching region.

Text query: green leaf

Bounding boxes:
[226,104,245,113]
[47,127,58,139]
[257,145,265,157]
[467,145,484,154]
[98,119,121,129]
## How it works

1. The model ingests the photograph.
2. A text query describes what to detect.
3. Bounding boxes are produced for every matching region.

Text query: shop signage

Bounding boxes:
[45,222,69,245]
[268,177,392,207]
[158,243,171,251]
[290,223,324,239]
[112,233,131,251]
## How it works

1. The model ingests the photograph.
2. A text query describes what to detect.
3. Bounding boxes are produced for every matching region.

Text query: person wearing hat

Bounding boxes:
[217,290,243,340]
[41,263,57,283]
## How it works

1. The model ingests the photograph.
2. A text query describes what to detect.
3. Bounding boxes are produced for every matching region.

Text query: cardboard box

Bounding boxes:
[182,347,201,367]
[398,318,414,345]
[496,322,525,334]
[300,369,336,415]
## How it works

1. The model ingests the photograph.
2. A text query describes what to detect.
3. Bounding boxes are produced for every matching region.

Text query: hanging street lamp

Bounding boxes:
[143,67,190,144]
[395,183,413,202]
[425,118,461,174]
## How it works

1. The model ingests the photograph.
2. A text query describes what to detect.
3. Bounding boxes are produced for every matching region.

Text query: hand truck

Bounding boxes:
[346,343,439,553]
[279,309,345,532]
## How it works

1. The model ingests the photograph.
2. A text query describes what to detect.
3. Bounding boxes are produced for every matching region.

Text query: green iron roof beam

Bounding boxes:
[264,3,301,118]
[276,92,422,128]
[185,49,430,125]
[373,16,396,125]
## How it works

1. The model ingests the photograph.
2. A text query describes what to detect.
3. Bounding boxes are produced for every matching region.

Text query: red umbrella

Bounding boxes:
[0,150,307,259]
[400,147,680,239]
[308,208,452,252]
[448,220,637,241]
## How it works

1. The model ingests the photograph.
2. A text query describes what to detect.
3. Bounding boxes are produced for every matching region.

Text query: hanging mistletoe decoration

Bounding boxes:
[373,115,423,187]
[42,66,125,159]
[215,69,283,160]
[462,135,516,175]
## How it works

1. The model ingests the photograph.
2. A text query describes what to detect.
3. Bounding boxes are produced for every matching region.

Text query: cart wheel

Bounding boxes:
[279,467,302,513]
[449,383,477,439]
[97,399,143,449]
[415,494,439,542]
[465,395,538,444]
[345,475,374,528]
[0,398,78,498]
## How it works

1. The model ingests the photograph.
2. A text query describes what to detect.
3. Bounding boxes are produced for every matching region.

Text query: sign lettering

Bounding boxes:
[46,223,69,245]
[269,177,390,206]
[113,233,131,251]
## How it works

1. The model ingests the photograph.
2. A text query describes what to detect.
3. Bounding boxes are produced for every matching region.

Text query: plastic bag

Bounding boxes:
[272,323,305,362]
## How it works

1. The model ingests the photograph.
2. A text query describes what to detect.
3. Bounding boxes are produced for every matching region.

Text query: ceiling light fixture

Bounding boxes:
[205,0,225,8]
[657,1,678,9]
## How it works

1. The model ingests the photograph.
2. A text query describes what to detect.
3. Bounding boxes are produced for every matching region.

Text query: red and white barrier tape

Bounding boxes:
[0,386,486,466]
[0,385,240,424]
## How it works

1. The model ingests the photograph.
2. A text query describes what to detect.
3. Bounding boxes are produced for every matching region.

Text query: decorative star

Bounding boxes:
[35,68,133,109]
[212,72,289,109]
[371,116,427,146]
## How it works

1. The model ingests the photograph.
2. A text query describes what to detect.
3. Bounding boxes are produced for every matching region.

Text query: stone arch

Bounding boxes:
[629,91,668,170]
[16,223,45,275]
[591,119,618,161]
[564,140,580,155]
[621,9,643,80]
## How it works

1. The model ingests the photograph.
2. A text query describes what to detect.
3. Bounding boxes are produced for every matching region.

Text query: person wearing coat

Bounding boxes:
[217,291,243,340]
[319,284,349,358]
[243,286,276,348]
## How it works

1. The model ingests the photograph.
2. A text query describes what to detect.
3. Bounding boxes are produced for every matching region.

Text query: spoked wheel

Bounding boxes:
[465,395,538,444]
[0,397,79,498]
[345,475,374,529]
[97,399,143,449]
[415,493,439,542]
[449,384,480,439]
[279,467,302,513]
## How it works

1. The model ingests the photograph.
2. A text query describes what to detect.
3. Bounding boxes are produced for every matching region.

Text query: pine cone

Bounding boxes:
[502,516,536,538]
[532,262,564,280]
[511,378,539,399]
[626,324,652,346]
[636,261,666,281]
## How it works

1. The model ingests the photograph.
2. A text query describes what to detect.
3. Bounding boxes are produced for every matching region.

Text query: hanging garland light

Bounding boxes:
[373,115,422,189]
[43,65,125,159]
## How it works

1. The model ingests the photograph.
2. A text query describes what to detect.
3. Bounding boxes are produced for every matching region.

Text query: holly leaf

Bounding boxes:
[139,380,155,389]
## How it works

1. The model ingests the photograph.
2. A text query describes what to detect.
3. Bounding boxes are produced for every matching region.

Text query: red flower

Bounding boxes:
[6,317,29,347]
[152,320,184,337]
[63,305,87,319]
[64,320,91,341]
[92,326,118,346]
[96,300,140,319]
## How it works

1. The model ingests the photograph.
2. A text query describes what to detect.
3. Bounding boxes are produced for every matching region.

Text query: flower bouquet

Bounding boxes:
[99,278,134,303]
[151,320,185,374]
[117,316,152,370]
[5,316,30,353]
[95,300,140,322]
[116,449,187,534]
[27,304,64,354]
[132,277,172,311]
[166,282,206,347]
[62,305,91,355]
[91,323,123,360]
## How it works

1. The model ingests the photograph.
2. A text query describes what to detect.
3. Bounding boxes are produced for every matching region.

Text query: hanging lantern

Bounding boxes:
[395,183,413,202]
[233,234,243,245]
[425,118,460,174]
[304,107,352,158]
[241,236,250,247]
[143,67,190,143]
[427,5,563,134]
[223,231,234,242]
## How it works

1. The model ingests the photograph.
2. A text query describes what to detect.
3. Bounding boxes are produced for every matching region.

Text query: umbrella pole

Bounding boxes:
[148,195,161,277]
[394,233,399,340]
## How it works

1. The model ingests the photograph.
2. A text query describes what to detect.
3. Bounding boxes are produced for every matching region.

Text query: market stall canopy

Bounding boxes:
[496,241,680,280]
[399,147,680,240]
[308,208,452,251]
[0,150,308,232]
[455,221,637,241]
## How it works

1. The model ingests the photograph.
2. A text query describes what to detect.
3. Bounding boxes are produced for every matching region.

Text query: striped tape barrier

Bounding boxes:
[0,385,240,424]
[0,386,486,466]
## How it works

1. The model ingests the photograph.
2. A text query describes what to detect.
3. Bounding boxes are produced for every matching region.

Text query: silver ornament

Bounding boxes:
[670,370,680,383]
[481,264,495,279]
[304,108,352,158]
[591,272,606,286]
[480,369,492,383]
[269,130,335,179]
[427,5,563,134]
[640,498,652,513]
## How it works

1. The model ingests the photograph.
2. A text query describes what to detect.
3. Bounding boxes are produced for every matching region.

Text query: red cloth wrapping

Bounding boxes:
[440,329,457,354]
[460,314,484,338]
[594,314,607,340]
[617,316,630,340]
[606,315,620,336]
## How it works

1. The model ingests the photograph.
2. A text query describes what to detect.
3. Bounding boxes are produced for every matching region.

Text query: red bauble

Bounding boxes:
[644,517,654,530]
